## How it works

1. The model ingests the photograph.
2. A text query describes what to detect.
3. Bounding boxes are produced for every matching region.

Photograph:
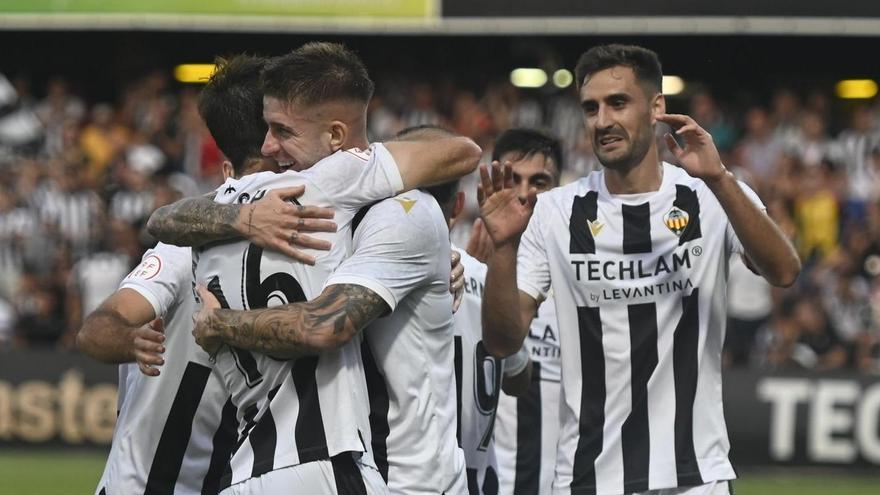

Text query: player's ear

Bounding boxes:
[449,191,466,230]
[651,92,666,123]
[328,120,348,153]
[221,160,235,180]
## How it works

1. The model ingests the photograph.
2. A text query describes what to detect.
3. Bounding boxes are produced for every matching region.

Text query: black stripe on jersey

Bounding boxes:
[484,465,499,495]
[221,403,260,490]
[330,453,368,495]
[622,202,652,254]
[454,335,464,447]
[291,356,330,462]
[145,362,212,495]
[673,185,702,244]
[467,468,479,494]
[622,303,659,493]
[673,289,705,487]
[513,362,542,495]
[202,398,238,495]
[572,306,604,493]
[249,386,281,478]
[570,191,599,254]
[352,202,380,237]
[99,488,106,495]
[362,340,391,482]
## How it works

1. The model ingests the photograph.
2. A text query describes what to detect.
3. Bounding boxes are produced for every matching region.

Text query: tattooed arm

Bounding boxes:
[193,284,390,359]
[146,187,337,264]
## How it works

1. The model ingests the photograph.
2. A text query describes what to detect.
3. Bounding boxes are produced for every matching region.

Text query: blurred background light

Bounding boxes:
[510,68,548,88]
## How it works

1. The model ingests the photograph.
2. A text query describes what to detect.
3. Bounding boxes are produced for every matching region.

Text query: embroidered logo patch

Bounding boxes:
[664,207,689,236]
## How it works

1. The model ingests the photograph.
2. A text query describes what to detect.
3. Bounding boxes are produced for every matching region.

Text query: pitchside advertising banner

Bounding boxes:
[2,350,880,471]
[0,0,437,18]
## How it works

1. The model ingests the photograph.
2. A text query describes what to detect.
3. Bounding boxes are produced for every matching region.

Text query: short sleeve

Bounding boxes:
[301,143,404,211]
[516,197,552,301]
[726,180,766,255]
[119,243,192,317]
[324,192,447,311]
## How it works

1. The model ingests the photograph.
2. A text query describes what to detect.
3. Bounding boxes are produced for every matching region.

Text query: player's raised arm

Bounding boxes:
[76,289,167,376]
[384,129,482,190]
[146,188,337,264]
[479,161,540,359]
[658,112,801,287]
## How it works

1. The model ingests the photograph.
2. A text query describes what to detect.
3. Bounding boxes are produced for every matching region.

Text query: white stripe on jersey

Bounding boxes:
[325,193,467,494]
[98,243,232,495]
[517,164,753,495]
[195,144,403,489]
[452,246,501,494]
[494,294,561,495]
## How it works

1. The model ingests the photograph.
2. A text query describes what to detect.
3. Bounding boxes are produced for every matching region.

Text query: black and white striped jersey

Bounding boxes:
[517,163,758,495]
[494,294,561,495]
[451,246,501,495]
[0,206,38,268]
[97,243,234,495]
[326,192,467,494]
[194,145,403,490]
[110,189,155,225]
[39,187,103,257]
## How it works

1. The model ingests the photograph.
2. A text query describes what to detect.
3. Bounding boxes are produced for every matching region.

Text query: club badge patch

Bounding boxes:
[664,207,689,237]
[588,219,604,237]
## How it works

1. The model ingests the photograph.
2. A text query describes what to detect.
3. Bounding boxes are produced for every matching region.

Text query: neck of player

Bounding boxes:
[603,145,663,195]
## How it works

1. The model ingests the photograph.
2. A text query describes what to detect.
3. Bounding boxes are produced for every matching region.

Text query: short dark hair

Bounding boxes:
[261,42,374,107]
[492,128,563,179]
[574,44,662,93]
[393,125,460,213]
[198,54,267,175]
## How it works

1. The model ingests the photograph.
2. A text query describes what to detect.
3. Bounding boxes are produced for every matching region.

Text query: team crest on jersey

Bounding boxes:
[664,207,689,236]
[394,197,417,213]
[588,219,604,237]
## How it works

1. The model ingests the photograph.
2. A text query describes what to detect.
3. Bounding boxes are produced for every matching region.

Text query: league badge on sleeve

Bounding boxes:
[127,254,162,280]
[664,207,689,237]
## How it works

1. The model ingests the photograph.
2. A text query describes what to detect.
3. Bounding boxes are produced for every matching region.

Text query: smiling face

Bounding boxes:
[579,65,663,172]
[261,96,338,172]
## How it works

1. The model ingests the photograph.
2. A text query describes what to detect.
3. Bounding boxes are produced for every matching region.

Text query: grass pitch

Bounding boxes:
[0,450,877,494]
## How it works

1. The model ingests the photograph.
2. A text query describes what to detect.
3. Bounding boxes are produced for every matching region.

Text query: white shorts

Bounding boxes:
[221,454,388,495]
[633,480,732,495]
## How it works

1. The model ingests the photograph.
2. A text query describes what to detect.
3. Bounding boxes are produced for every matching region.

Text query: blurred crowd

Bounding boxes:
[1,69,879,373]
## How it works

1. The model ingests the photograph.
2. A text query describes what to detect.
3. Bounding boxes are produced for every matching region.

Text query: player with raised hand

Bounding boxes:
[479,44,800,495]
[481,129,565,495]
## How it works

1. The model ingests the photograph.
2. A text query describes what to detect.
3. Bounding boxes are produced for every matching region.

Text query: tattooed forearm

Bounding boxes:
[146,194,243,247]
[208,284,391,358]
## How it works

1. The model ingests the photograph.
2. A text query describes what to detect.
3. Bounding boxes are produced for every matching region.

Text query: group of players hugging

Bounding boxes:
[78,41,800,495]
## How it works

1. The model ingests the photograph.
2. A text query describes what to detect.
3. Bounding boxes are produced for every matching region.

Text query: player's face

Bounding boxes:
[579,65,661,172]
[261,96,335,172]
[499,151,559,200]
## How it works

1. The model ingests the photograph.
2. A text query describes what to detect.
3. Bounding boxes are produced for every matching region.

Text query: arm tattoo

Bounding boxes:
[146,193,242,247]
[208,284,390,357]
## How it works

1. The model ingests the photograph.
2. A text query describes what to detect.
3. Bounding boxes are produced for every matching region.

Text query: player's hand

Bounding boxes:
[235,186,337,265]
[133,318,165,377]
[192,285,223,356]
[657,113,727,184]
[450,249,464,313]
[465,218,494,263]
[477,161,537,248]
